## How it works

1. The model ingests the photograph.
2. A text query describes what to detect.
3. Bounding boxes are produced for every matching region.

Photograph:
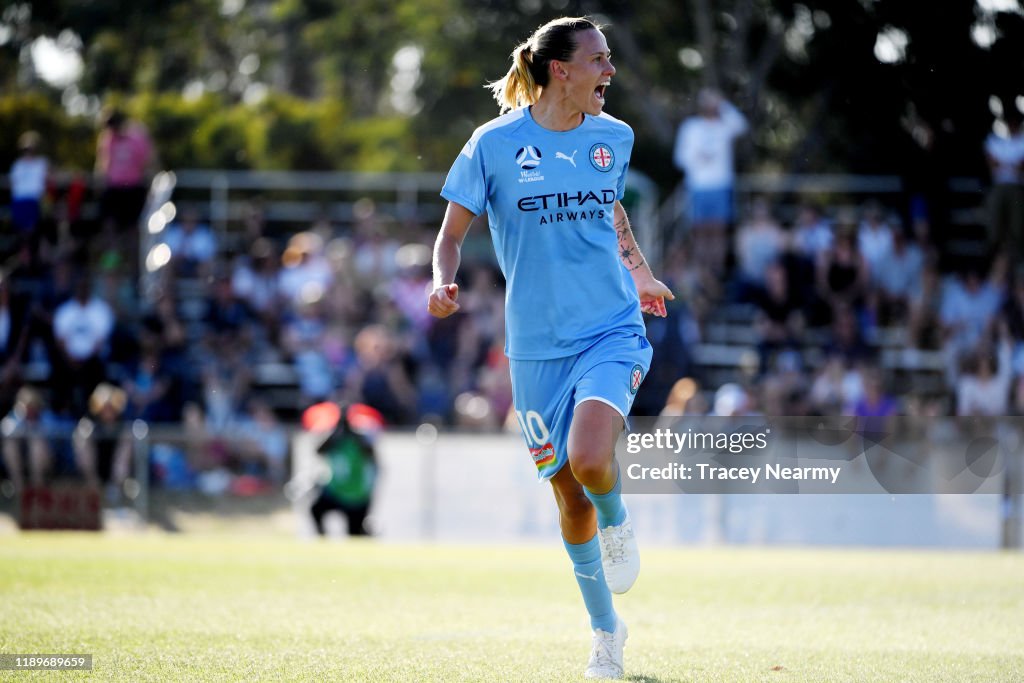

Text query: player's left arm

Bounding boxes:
[613,201,674,317]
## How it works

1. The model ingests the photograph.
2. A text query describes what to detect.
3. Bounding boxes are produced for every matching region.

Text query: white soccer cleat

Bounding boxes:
[596,510,639,594]
[584,617,628,679]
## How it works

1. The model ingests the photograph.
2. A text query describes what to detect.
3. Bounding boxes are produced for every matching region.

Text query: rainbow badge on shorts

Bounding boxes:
[530,443,557,469]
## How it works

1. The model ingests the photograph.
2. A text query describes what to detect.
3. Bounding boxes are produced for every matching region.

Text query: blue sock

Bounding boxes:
[563,534,616,632]
[584,468,626,528]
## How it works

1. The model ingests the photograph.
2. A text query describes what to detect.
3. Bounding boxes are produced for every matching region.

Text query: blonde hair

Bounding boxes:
[487,16,602,114]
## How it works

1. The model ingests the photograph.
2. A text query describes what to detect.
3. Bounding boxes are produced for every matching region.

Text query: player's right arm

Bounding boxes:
[427,201,476,318]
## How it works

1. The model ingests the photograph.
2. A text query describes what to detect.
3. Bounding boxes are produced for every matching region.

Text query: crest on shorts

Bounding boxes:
[589,143,615,172]
[629,364,644,395]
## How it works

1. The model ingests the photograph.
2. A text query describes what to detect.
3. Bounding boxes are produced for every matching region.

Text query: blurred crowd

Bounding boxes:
[651,197,1018,422]
[2,97,1023,500]
[654,93,1024,425]
[1,112,514,499]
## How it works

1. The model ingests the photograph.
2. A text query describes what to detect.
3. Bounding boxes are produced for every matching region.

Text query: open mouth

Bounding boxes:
[595,84,609,102]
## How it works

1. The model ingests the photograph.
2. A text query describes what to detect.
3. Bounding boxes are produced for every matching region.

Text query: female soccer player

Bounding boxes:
[427,16,673,679]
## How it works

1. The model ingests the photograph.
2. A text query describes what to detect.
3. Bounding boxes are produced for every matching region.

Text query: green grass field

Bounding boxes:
[1,534,1022,682]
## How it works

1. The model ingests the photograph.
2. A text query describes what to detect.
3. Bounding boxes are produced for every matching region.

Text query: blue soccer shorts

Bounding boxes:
[688,187,734,224]
[509,330,653,481]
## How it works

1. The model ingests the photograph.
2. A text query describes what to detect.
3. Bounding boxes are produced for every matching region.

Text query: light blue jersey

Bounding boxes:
[441,107,645,360]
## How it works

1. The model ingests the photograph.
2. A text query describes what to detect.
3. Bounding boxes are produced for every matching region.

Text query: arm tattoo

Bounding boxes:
[616,213,646,272]
[615,215,628,243]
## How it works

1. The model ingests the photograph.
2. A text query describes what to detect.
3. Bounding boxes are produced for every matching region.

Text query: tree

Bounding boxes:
[2,0,1022,187]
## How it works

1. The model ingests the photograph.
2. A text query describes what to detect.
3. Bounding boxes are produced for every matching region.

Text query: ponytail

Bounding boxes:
[485,16,601,114]
[487,42,541,114]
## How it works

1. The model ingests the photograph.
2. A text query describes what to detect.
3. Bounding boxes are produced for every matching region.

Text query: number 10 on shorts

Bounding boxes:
[516,410,557,469]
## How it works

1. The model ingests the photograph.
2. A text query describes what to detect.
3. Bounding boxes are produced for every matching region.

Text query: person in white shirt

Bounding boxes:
[940,265,1005,386]
[161,208,218,277]
[857,200,896,276]
[231,238,282,325]
[52,276,114,415]
[9,131,49,234]
[957,334,1013,417]
[871,229,925,324]
[277,231,334,309]
[734,197,786,292]
[985,108,1024,263]
[790,202,833,261]
[673,89,748,274]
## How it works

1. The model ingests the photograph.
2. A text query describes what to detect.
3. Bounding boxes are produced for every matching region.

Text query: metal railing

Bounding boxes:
[169,169,448,233]
[136,167,662,296]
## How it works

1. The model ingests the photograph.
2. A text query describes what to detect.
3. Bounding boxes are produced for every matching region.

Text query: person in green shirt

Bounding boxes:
[309,404,380,536]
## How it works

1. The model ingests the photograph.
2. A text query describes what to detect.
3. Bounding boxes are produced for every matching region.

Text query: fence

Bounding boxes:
[0,170,988,278]
[131,167,660,304]
[2,421,1021,548]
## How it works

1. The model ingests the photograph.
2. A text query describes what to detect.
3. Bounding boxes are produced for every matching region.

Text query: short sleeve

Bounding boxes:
[615,129,634,201]
[616,160,630,201]
[441,139,488,216]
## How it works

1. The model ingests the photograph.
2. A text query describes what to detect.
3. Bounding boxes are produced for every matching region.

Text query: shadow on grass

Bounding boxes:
[148,489,291,532]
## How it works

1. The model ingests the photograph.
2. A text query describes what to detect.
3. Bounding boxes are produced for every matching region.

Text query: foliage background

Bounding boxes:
[3,0,1024,193]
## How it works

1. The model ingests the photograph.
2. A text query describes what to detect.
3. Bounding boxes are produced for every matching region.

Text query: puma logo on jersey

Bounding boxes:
[555,150,578,167]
